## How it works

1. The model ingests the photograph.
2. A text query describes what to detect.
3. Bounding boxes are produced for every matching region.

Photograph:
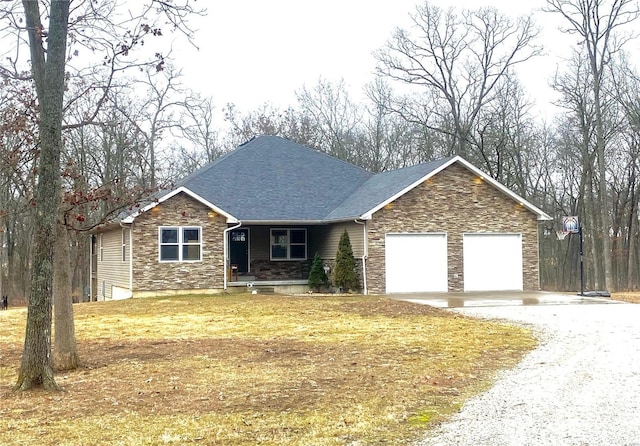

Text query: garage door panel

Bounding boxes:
[385,233,448,293]
[463,233,522,291]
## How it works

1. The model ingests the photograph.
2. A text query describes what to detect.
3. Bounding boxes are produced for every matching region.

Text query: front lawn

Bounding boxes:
[0,294,536,445]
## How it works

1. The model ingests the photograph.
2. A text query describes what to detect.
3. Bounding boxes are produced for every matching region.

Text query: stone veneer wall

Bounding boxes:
[131,192,228,292]
[250,259,309,280]
[366,163,541,294]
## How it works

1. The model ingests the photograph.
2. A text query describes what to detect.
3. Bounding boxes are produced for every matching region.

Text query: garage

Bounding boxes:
[385,233,448,293]
[463,233,523,291]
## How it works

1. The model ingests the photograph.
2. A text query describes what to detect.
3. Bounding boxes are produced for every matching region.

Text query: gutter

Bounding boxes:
[223,221,242,290]
[354,219,368,295]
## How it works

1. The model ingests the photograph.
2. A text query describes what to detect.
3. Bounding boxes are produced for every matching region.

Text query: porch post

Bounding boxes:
[223,221,242,290]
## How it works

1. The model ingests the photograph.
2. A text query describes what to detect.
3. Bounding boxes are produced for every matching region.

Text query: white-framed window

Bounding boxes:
[159,226,202,262]
[270,228,307,261]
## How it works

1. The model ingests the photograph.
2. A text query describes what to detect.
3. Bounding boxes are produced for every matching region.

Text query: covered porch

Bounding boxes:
[225,222,365,292]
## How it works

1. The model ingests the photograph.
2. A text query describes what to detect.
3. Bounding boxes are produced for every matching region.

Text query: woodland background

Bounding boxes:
[1,0,639,305]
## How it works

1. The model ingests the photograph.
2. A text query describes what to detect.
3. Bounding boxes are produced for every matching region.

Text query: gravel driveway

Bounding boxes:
[415,302,640,446]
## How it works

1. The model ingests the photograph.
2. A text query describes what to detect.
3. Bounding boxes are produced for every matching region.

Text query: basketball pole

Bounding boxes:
[579,225,584,296]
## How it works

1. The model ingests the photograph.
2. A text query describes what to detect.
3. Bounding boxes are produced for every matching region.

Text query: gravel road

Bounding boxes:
[415,302,640,446]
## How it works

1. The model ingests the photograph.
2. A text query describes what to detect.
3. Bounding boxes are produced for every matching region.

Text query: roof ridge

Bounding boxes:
[259,135,374,176]
[177,136,267,187]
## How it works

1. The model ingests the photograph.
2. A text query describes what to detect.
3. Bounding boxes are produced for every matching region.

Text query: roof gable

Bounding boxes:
[326,157,454,220]
[355,156,551,221]
[450,157,551,221]
[121,186,238,224]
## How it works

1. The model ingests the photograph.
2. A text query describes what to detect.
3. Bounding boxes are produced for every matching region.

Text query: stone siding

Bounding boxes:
[366,163,541,293]
[250,259,309,280]
[131,193,227,292]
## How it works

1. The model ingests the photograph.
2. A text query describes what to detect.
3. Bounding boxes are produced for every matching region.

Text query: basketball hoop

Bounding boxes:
[556,230,569,241]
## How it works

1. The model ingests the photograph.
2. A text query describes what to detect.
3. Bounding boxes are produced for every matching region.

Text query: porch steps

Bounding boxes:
[253,286,275,295]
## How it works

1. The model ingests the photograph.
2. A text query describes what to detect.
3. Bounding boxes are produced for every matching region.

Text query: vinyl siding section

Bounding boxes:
[96,228,131,300]
[313,222,364,259]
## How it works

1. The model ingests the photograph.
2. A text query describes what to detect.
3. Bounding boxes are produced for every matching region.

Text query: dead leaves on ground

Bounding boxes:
[0,295,536,445]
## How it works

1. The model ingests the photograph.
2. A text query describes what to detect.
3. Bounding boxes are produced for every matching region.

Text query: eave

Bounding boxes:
[360,156,552,222]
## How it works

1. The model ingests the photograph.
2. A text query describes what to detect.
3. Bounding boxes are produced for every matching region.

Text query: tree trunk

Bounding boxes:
[593,70,613,291]
[628,192,638,289]
[53,223,79,371]
[15,0,70,391]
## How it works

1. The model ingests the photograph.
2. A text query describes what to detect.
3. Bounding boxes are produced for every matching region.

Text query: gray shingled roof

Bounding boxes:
[179,136,373,221]
[326,158,454,220]
[128,136,550,224]
[176,136,458,222]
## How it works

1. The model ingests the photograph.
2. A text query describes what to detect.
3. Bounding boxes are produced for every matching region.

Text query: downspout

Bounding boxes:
[223,221,242,290]
[88,234,93,301]
[354,219,368,295]
[120,222,133,295]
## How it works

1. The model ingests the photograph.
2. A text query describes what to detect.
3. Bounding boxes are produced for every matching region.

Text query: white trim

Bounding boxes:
[128,226,133,291]
[121,227,127,263]
[122,186,238,224]
[224,222,243,290]
[99,233,103,262]
[361,156,552,221]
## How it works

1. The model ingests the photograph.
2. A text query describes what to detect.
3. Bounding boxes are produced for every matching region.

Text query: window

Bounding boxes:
[270,228,307,260]
[159,226,202,262]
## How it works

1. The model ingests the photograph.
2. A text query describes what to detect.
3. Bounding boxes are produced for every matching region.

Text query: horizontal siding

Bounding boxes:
[96,228,131,300]
[314,222,364,259]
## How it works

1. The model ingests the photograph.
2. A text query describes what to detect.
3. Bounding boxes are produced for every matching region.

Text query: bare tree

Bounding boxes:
[546,0,639,292]
[375,1,541,159]
[13,0,71,391]
[2,0,203,391]
[224,103,318,150]
[175,95,225,174]
[361,78,430,171]
[296,78,363,163]
[111,66,191,188]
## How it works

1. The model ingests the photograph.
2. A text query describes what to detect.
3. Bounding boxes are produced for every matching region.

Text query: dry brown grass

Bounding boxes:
[611,292,640,304]
[0,294,536,445]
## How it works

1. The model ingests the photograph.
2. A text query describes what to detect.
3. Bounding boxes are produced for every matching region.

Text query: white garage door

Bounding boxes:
[463,233,523,291]
[385,233,448,293]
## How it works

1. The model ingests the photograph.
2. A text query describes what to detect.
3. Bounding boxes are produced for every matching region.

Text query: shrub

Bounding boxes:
[334,230,358,292]
[308,253,328,291]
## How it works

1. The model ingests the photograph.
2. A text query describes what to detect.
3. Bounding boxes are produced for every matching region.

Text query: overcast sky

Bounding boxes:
[176,0,575,118]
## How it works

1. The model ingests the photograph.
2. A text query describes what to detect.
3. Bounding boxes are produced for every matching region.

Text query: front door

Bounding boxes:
[230,228,249,273]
